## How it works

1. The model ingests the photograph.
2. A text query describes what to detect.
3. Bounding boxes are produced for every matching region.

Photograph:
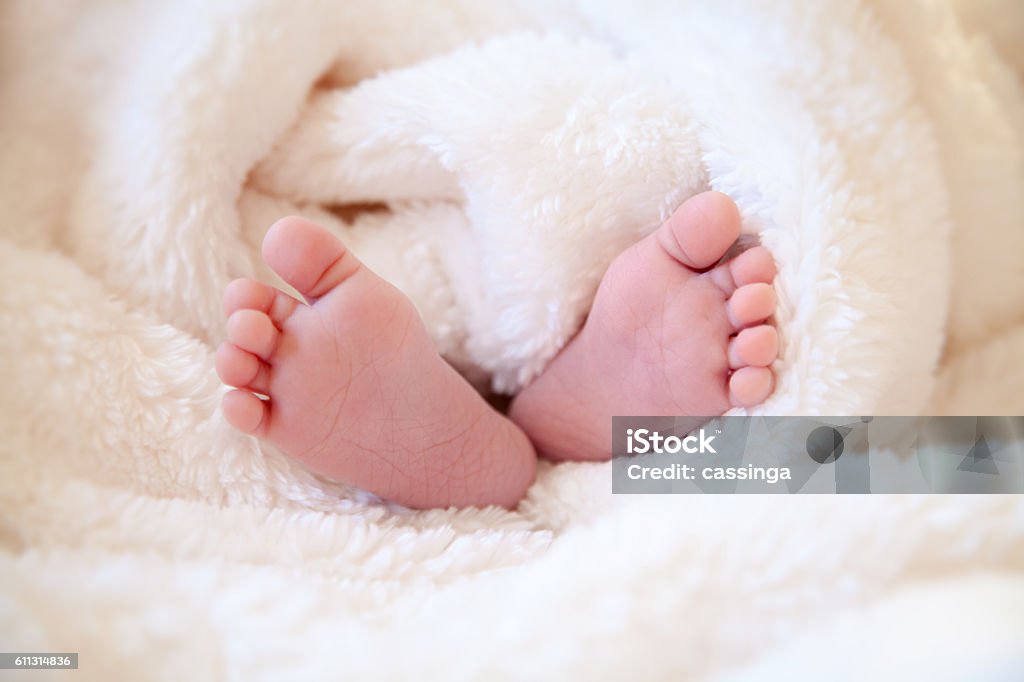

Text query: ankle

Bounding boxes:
[509,369,610,462]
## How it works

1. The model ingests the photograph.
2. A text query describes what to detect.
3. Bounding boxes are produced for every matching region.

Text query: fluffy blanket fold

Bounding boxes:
[1,0,1023,679]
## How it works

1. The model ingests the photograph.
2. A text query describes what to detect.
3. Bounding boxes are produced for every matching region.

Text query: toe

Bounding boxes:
[727,283,776,329]
[729,246,776,287]
[223,278,275,317]
[657,191,741,270]
[708,244,777,294]
[728,325,778,369]
[222,390,269,435]
[223,278,299,327]
[216,342,270,393]
[226,309,279,361]
[262,216,362,301]
[729,367,774,407]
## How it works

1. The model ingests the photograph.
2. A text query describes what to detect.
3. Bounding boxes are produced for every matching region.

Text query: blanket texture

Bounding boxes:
[1,0,1023,680]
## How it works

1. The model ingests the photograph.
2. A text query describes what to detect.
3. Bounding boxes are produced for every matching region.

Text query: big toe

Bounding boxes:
[657,191,742,270]
[262,216,363,301]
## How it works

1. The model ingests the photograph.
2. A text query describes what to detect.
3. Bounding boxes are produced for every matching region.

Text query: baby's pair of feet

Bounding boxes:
[216,192,778,508]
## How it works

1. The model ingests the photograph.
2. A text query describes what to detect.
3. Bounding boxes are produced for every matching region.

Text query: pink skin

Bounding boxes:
[217,217,537,509]
[509,191,777,461]
[217,191,778,508]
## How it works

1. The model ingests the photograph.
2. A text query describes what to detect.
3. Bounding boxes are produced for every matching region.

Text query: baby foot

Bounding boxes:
[216,217,536,509]
[509,191,778,461]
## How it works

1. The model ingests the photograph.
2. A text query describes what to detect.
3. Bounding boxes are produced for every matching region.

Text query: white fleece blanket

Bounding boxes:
[2,1,1024,680]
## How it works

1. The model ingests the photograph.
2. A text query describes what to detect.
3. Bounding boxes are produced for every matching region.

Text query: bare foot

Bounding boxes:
[509,191,778,461]
[216,217,536,509]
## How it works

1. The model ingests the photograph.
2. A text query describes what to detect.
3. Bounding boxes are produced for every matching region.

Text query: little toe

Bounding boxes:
[727,283,776,329]
[216,342,270,393]
[729,367,774,407]
[226,309,279,361]
[262,216,362,301]
[730,246,776,287]
[728,325,778,369]
[222,389,269,435]
[223,278,275,317]
[657,191,741,270]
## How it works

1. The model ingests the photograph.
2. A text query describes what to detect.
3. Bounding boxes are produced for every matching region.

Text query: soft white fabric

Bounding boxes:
[1,0,1023,680]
